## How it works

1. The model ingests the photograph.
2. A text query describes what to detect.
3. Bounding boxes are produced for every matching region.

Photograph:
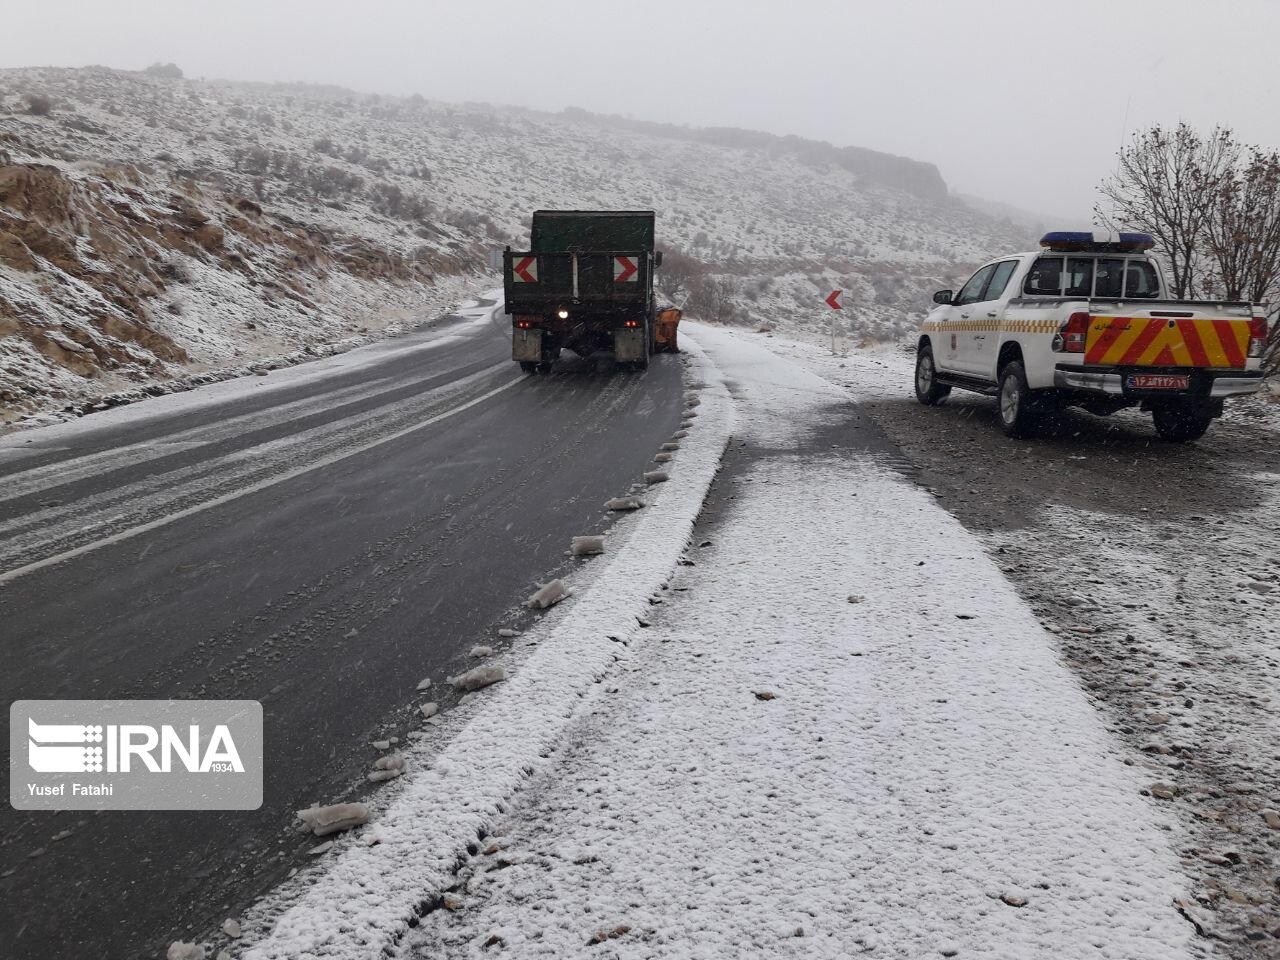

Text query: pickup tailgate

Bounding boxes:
[1086,311,1251,369]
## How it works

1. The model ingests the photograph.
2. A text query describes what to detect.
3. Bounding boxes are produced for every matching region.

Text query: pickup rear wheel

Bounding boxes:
[1152,404,1213,442]
[997,361,1038,438]
[914,345,950,405]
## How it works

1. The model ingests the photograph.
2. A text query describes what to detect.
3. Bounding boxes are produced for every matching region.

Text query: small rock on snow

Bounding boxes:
[653,451,674,462]
[498,628,521,637]
[469,645,495,657]
[1262,809,1280,829]
[1149,782,1178,800]
[371,740,391,751]
[847,595,865,604]
[671,430,689,439]
[571,535,605,556]
[660,442,680,451]
[754,690,777,701]
[369,753,405,782]
[442,892,465,911]
[420,701,439,719]
[308,840,334,856]
[527,579,568,609]
[222,918,242,938]
[1001,891,1028,907]
[297,802,370,837]
[416,677,432,691]
[587,925,631,945]
[451,664,507,692]
[606,496,643,511]
[167,943,205,960]
[644,470,669,484]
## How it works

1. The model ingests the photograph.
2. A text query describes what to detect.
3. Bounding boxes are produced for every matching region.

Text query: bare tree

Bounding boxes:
[685,275,742,324]
[1202,146,1280,308]
[654,249,701,305]
[1098,123,1237,298]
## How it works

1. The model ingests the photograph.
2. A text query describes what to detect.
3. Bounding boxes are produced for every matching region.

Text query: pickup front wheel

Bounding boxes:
[914,345,950,405]
[998,361,1038,438]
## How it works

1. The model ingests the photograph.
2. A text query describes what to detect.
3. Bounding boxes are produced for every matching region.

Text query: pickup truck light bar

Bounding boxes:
[1040,231,1156,253]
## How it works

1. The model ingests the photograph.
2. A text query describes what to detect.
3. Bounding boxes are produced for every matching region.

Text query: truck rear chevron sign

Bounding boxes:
[513,256,538,283]
[613,256,638,282]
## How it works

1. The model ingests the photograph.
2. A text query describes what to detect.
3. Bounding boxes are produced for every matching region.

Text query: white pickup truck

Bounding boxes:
[914,231,1268,441]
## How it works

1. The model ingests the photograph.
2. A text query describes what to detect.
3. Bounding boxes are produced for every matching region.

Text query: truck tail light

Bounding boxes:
[515,319,532,329]
[1248,315,1268,358]
[514,314,540,330]
[1055,312,1089,353]
[623,319,641,329]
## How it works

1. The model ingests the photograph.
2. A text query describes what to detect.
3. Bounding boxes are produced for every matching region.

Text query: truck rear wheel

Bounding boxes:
[519,361,537,374]
[631,317,651,371]
[997,361,1038,438]
[1152,404,1212,442]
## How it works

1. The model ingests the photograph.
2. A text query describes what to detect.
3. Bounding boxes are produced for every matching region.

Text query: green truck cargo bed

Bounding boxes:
[530,210,655,253]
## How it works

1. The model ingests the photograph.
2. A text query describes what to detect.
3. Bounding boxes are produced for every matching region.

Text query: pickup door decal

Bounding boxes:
[1085,317,1248,368]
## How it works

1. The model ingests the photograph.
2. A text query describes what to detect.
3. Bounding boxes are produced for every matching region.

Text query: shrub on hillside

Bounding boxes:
[145,62,184,79]
[26,94,53,116]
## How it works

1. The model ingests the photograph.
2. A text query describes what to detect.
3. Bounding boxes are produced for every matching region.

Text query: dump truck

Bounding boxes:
[503,210,663,373]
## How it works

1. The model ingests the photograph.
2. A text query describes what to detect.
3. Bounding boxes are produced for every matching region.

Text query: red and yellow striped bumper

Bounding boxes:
[1085,317,1250,368]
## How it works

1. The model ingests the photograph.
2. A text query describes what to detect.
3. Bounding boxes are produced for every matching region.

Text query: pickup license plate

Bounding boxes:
[1127,374,1189,390]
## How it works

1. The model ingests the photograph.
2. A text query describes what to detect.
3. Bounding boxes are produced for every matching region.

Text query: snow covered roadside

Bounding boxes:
[406,322,1204,960]
[239,344,735,959]
[1,281,497,436]
[761,330,1280,951]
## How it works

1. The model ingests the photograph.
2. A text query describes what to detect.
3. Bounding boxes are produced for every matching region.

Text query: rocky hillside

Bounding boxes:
[0,66,1031,422]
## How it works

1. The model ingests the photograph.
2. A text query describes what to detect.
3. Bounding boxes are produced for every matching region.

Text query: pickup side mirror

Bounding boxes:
[933,289,954,305]
[654,251,663,269]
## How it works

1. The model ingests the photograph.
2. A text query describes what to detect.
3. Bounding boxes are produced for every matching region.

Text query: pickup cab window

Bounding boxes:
[1094,258,1125,298]
[984,260,1019,301]
[955,263,997,306]
[1022,255,1161,298]
[1064,258,1094,297]
[1023,257,1063,295]
[1123,261,1160,298]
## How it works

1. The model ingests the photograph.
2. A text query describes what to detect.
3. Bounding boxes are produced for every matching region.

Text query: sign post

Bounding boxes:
[825,290,842,354]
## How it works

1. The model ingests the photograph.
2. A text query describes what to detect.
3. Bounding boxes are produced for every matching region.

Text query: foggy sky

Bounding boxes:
[6,0,1280,220]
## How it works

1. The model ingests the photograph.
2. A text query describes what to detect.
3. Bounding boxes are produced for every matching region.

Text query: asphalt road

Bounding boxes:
[0,304,684,959]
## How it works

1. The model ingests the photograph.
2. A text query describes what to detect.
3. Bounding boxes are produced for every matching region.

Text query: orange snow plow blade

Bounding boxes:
[1085,316,1250,368]
[655,308,682,353]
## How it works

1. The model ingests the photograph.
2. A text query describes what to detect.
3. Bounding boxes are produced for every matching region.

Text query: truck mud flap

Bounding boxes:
[613,328,647,363]
[513,327,544,362]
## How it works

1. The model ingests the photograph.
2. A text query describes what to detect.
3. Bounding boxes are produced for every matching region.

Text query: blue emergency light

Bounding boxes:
[1039,231,1156,253]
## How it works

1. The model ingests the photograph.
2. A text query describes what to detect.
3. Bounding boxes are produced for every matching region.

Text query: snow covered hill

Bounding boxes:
[0,66,1031,422]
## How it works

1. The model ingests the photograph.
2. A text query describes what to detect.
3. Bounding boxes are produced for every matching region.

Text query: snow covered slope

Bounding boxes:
[1,66,1030,421]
